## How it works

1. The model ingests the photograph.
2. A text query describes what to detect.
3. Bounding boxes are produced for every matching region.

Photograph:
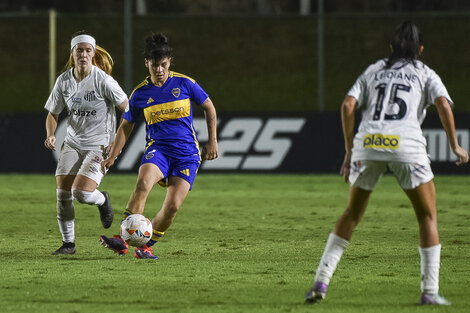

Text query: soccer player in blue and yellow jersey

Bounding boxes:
[99,33,218,259]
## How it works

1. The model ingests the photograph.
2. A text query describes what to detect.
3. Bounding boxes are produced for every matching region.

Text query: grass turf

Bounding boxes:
[0,174,468,313]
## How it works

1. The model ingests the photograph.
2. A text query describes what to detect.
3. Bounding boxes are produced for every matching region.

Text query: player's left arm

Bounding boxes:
[435,96,469,165]
[340,95,358,182]
[200,97,218,160]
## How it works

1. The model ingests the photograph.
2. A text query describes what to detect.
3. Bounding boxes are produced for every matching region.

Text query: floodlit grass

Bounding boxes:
[0,174,469,313]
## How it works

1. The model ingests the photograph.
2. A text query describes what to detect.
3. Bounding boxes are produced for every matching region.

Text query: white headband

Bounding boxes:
[70,34,96,50]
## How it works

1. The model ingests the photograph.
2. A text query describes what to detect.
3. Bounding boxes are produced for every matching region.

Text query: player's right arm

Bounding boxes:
[340,95,358,182]
[435,96,469,165]
[44,112,59,151]
[101,118,134,171]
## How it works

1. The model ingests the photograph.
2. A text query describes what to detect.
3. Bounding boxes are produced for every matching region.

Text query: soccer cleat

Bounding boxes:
[134,245,159,259]
[420,293,451,306]
[99,235,128,255]
[305,282,328,303]
[52,242,76,255]
[98,191,114,229]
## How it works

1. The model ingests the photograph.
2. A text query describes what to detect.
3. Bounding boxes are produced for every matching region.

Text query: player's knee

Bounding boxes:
[163,202,180,217]
[415,208,436,223]
[56,189,74,220]
[57,189,73,201]
[72,188,92,204]
[134,178,154,194]
[343,208,362,224]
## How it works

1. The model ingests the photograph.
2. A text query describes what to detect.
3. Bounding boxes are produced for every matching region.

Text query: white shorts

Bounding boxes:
[55,142,106,185]
[349,160,434,191]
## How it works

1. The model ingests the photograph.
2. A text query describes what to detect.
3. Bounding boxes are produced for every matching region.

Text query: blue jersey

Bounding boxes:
[124,71,208,160]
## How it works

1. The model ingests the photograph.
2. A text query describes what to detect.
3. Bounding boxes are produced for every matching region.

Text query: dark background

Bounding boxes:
[1,0,469,174]
[1,0,470,113]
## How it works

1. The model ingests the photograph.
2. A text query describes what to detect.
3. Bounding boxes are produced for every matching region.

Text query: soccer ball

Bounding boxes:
[120,214,153,247]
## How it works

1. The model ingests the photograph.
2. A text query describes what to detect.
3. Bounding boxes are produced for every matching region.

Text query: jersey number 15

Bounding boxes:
[373,83,410,121]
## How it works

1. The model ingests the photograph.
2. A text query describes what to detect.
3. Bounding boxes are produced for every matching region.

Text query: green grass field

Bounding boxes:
[0,174,468,313]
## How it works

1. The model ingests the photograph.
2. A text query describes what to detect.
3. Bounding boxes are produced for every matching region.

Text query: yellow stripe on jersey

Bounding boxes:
[191,123,202,161]
[144,99,191,125]
[145,139,155,151]
[170,71,196,84]
[129,77,150,100]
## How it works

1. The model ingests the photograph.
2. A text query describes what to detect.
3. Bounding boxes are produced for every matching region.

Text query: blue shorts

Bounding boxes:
[141,146,200,190]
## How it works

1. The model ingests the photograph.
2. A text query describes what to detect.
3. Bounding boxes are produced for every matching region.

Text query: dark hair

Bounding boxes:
[143,33,173,62]
[386,21,422,68]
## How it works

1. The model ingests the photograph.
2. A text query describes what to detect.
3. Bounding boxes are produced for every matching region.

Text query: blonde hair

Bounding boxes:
[63,45,114,75]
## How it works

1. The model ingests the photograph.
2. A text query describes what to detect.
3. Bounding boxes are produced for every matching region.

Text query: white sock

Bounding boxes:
[314,233,349,285]
[57,219,75,243]
[56,189,75,243]
[419,244,441,294]
[72,189,105,206]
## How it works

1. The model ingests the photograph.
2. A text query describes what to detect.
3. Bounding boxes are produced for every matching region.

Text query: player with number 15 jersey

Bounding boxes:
[348,59,451,164]
[305,21,468,306]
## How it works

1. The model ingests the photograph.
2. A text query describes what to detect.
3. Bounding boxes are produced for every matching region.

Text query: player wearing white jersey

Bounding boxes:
[46,66,124,150]
[305,21,468,305]
[349,59,451,165]
[44,31,128,255]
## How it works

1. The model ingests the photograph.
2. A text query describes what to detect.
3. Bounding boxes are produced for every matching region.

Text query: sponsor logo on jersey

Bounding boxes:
[144,99,190,125]
[84,90,96,102]
[147,97,155,104]
[68,109,97,119]
[172,88,181,98]
[363,134,400,149]
[72,97,82,105]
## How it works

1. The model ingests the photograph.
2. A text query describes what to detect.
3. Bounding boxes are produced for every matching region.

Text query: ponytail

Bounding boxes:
[386,21,422,68]
[143,33,173,62]
[93,45,114,75]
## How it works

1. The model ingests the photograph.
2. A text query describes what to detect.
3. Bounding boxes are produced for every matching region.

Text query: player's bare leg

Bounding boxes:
[334,186,371,240]
[306,186,371,303]
[403,180,450,305]
[152,176,190,232]
[126,163,165,215]
[100,163,163,256]
[135,177,191,259]
[403,180,439,247]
